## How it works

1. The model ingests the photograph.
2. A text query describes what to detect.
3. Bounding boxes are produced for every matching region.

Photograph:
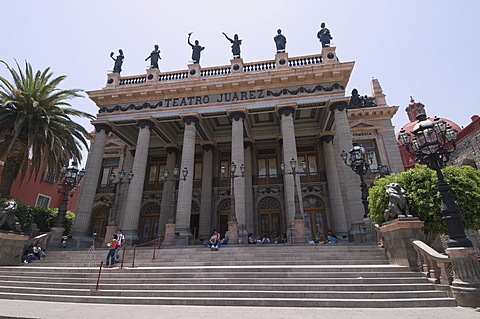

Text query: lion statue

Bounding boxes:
[384,183,412,222]
[0,201,22,232]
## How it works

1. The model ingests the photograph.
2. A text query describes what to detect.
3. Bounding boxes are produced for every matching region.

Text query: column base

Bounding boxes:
[103,225,118,247]
[294,219,307,243]
[49,227,65,248]
[162,223,176,246]
[174,228,192,246]
[228,221,238,244]
[447,246,480,307]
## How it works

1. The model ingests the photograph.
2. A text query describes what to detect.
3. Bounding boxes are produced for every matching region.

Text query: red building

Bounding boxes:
[0,161,79,211]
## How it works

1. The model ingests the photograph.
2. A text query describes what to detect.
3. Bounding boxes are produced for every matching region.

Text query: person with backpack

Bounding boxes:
[115,229,124,261]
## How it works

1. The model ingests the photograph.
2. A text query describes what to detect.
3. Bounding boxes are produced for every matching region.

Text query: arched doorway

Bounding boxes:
[89,205,109,241]
[190,201,200,239]
[303,195,327,239]
[217,199,230,238]
[139,202,160,243]
[258,197,282,241]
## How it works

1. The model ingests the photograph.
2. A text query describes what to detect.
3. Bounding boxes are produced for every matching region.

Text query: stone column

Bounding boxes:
[329,101,364,225]
[244,140,255,235]
[158,145,179,239]
[319,134,348,235]
[72,123,112,238]
[175,115,199,243]
[228,110,247,230]
[120,119,154,241]
[199,142,215,240]
[277,105,301,224]
[277,104,306,243]
[379,129,404,174]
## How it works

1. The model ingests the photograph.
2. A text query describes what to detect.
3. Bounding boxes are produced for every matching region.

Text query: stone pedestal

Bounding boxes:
[379,217,425,267]
[103,225,118,247]
[363,217,377,243]
[275,52,289,69]
[447,246,480,307]
[294,219,307,243]
[162,223,176,246]
[0,232,29,265]
[49,227,65,248]
[228,221,238,244]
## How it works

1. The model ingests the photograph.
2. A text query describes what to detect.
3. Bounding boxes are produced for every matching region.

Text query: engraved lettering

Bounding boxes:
[232,92,239,101]
[165,99,172,107]
[241,92,247,100]
[217,94,223,103]
[257,89,265,98]
[195,96,202,104]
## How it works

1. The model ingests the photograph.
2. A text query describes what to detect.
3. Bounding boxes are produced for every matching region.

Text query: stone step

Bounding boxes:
[0,285,450,299]
[0,291,458,308]
[0,280,438,291]
[0,244,456,308]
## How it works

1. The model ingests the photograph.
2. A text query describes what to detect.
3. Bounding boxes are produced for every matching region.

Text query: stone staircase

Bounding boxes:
[0,243,457,307]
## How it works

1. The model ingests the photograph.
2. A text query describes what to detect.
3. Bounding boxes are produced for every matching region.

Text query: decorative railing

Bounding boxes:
[243,60,276,72]
[113,52,328,86]
[159,71,189,81]
[410,239,453,285]
[119,75,147,85]
[97,185,114,194]
[144,181,164,191]
[24,231,55,250]
[300,172,325,183]
[288,54,322,67]
[253,175,282,185]
[200,66,231,77]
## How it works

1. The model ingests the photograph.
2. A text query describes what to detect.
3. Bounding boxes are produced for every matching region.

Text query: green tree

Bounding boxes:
[368,165,480,235]
[0,60,94,198]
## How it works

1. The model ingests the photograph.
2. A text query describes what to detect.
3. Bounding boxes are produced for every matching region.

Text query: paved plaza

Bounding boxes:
[0,300,479,319]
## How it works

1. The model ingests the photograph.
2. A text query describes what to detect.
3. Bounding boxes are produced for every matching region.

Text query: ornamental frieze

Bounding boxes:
[99,82,344,114]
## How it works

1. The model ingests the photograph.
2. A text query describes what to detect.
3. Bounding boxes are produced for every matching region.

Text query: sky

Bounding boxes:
[1,0,479,166]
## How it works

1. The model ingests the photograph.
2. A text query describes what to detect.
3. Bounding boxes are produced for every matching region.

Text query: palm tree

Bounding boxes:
[0,60,94,198]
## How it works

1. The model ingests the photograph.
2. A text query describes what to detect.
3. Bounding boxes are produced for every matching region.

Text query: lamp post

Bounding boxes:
[280,158,307,243]
[398,114,472,248]
[341,142,374,218]
[50,160,85,247]
[399,114,480,306]
[162,166,188,246]
[54,160,85,228]
[221,162,245,244]
[107,170,134,226]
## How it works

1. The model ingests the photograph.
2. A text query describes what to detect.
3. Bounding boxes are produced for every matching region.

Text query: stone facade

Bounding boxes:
[72,47,403,246]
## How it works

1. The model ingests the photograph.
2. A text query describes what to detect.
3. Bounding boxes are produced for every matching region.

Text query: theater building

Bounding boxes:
[71,46,403,246]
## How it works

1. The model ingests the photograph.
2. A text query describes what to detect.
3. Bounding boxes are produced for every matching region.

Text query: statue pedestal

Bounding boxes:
[0,231,29,265]
[187,64,201,77]
[379,217,424,267]
[294,219,307,243]
[447,246,480,307]
[228,221,238,244]
[321,46,337,64]
[275,52,289,69]
[49,227,65,248]
[230,58,244,74]
[162,223,176,246]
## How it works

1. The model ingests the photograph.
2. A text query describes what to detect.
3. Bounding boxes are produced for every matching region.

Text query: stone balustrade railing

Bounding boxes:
[107,52,329,88]
[410,238,453,285]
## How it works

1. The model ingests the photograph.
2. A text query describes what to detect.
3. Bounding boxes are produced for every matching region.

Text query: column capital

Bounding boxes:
[329,100,349,112]
[93,123,113,135]
[244,138,254,149]
[319,133,335,144]
[228,109,247,121]
[201,141,216,152]
[164,143,180,154]
[180,113,201,125]
[277,103,297,117]
[136,119,155,130]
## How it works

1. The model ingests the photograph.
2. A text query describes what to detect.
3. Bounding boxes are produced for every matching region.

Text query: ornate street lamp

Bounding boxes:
[398,113,472,248]
[54,160,85,228]
[280,158,307,243]
[164,166,188,224]
[341,142,374,218]
[107,169,134,226]
[281,158,306,221]
[162,166,187,246]
[221,162,245,242]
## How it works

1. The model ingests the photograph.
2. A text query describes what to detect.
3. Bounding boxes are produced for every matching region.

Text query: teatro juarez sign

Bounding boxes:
[99,82,344,114]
